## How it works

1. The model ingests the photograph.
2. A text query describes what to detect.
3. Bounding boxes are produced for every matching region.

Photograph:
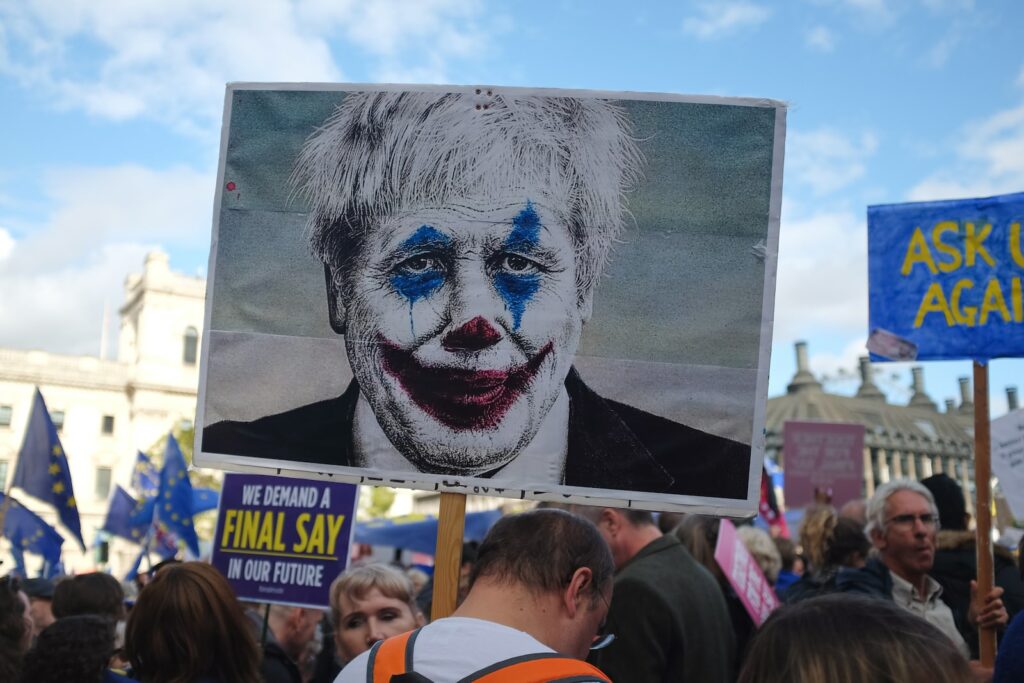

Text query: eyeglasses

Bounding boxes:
[885,513,940,530]
[590,589,616,651]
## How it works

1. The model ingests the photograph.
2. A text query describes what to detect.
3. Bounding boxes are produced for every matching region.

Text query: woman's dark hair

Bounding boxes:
[0,575,29,681]
[52,572,125,621]
[738,594,972,683]
[19,614,116,683]
[125,561,261,683]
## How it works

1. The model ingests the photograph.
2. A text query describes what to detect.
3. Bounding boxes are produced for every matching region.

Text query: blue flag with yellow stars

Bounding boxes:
[191,487,219,515]
[155,433,199,557]
[1,492,65,572]
[11,389,85,551]
[132,450,160,498]
[102,485,151,543]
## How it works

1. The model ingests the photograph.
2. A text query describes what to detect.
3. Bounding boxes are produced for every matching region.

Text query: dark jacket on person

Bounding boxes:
[835,557,894,599]
[587,535,736,683]
[783,566,842,604]
[261,635,302,683]
[931,530,1024,658]
[203,368,750,499]
[995,611,1024,683]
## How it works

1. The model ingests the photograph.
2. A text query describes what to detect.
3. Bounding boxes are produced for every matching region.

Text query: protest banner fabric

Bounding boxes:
[210,473,357,608]
[992,409,1024,519]
[195,84,786,516]
[714,518,778,626]
[868,192,1024,362]
[782,421,865,509]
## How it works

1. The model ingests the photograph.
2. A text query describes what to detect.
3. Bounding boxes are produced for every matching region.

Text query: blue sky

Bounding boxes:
[1,0,1022,414]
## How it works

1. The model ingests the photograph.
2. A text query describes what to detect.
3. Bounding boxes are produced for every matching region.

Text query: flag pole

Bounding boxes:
[0,389,31,537]
[972,361,996,666]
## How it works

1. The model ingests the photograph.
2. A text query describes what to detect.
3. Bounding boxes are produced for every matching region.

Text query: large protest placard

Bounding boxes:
[715,519,778,626]
[867,192,1024,362]
[782,421,865,509]
[194,84,786,515]
[210,473,357,608]
[992,409,1024,519]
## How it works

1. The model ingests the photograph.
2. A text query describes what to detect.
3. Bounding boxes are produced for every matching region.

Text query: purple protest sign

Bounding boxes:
[782,421,865,509]
[714,518,779,626]
[210,473,358,608]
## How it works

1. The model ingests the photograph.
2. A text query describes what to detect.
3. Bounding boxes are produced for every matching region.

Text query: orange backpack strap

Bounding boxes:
[366,628,421,683]
[458,653,612,683]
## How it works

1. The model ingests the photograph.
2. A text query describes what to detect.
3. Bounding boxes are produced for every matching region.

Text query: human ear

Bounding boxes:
[324,264,347,334]
[578,286,595,323]
[564,567,593,618]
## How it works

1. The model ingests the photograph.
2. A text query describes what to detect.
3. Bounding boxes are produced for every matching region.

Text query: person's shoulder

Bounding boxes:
[335,648,371,683]
[836,559,892,598]
[565,371,750,498]
[202,388,357,463]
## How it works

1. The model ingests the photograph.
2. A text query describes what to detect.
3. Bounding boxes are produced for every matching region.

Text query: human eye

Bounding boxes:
[343,615,365,630]
[892,514,915,526]
[379,609,400,622]
[494,252,542,275]
[394,254,444,275]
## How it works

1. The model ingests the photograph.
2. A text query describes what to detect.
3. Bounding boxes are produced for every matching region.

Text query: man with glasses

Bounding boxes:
[837,479,1009,658]
[337,509,614,682]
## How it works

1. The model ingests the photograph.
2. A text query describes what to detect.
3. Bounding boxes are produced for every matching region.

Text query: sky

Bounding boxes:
[1,0,1022,415]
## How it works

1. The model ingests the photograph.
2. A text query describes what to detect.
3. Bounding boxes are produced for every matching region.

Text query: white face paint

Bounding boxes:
[338,189,588,474]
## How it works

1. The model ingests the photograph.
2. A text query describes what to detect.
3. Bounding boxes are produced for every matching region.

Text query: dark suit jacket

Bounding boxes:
[203,367,750,498]
[588,535,736,683]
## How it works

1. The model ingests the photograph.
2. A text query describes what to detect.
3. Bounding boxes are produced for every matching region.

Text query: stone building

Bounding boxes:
[0,251,204,575]
[766,341,1019,510]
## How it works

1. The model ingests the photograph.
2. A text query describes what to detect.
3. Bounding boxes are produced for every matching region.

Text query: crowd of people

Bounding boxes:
[1,474,1022,682]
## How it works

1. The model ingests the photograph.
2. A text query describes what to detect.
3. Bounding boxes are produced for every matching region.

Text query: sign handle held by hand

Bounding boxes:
[973,361,996,666]
[431,492,467,621]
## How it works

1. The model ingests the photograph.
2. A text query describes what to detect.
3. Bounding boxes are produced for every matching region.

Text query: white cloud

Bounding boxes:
[907,102,1024,200]
[805,25,836,52]
[682,2,771,40]
[0,226,13,261]
[787,127,878,195]
[773,204,868,341]
[0,164,213,354]
[0,0,489,139]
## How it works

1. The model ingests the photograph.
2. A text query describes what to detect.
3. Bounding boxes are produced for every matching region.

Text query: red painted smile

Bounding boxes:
[379,336,553,431]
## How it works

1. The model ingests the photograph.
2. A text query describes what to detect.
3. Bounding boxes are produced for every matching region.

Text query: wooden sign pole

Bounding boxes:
[431,491,467,621]
[972,361,996,666]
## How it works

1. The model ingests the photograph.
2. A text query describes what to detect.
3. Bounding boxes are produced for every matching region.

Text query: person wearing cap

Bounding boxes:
[21,577,55,639]
[921,473,1024,658]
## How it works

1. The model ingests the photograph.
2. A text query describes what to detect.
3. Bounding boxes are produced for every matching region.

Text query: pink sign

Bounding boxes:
[714,519,779,626]
[783,421,865,509]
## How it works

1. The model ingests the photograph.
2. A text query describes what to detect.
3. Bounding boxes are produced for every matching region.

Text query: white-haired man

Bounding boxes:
[837,479,1008,658]
[204,89,749,497]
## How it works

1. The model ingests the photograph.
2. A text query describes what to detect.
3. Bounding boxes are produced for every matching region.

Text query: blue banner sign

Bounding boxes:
[868,191,1024,362]
[210,473,357,609]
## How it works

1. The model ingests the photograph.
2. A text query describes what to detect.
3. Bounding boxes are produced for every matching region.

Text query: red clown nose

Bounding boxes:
[442,316,502,352]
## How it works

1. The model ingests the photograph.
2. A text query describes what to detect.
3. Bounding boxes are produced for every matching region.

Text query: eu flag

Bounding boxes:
[132,451,159,498]
[155,434,199,557]
[191,487,220,515]
[102,485,151,543]
[11,389,85,551]
[1,492,65,572]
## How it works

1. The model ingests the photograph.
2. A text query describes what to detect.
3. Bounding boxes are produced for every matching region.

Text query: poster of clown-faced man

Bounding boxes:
[195,84,785,515]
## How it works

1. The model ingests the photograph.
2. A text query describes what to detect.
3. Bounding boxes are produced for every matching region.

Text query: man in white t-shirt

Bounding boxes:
[336,509,614,682]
